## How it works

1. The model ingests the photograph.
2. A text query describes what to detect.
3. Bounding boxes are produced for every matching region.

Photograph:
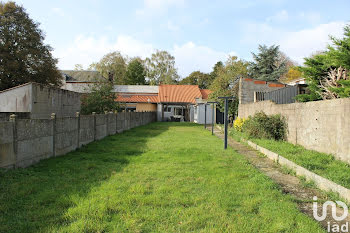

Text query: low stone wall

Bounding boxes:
[238,98,350,164]
[0,112,156,168]
[244,139,350,203]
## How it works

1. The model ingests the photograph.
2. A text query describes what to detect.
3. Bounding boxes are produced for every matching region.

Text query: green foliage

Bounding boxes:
[0,1,62,91]
[210,61,224,81]
[90,51,127,84]
[81,82,119,114]
[248,44,287,81]
[179,71,212,89]
[145,50,179,85]
[125,58,146,85]
[327,25,350,70]
[329,79,350,97]
[242,112,287,140]
[298,24,350,102]
[209,56,249,116]
[0,123,323,232]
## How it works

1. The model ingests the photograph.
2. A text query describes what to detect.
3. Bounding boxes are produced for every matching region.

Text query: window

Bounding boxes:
[164,106,172,113]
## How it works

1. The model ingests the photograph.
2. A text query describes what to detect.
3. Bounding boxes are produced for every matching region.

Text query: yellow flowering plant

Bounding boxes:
[233,117,246,132]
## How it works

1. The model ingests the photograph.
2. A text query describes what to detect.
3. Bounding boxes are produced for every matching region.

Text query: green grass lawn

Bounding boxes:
[230,129,350,191]
[0,122,323,233]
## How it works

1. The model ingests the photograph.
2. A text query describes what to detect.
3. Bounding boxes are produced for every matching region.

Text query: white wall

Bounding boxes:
[0,83,81,119]
[194,104,214,124]
[0,83,32,112]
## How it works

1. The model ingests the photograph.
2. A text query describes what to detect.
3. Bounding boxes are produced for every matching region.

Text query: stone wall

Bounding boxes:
[0,112,157,168]
[238,98,350,163]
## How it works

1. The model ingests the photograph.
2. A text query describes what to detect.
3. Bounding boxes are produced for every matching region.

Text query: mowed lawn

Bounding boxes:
[0,122,323,233]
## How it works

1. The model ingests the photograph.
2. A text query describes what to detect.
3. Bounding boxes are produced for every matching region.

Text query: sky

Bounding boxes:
[14,0,350,78]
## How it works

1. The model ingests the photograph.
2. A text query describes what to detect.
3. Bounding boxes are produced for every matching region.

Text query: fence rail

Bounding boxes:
[255,85,299,104]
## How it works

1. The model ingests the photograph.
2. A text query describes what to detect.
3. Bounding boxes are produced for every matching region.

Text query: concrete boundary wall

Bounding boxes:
[0,112,156,168]
[243,138,350,203]
[238,98,350,164]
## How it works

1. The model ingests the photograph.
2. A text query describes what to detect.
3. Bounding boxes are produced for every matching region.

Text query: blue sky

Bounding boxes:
[14,0,350,78]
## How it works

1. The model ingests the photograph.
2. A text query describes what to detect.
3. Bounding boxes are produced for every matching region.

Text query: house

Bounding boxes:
[59,70,214,124]
[60,70,103,93]
[116,84,213,123]
[0,82,81,119]
[285,77,307,86]
[238,77,287,104]
[114,85,159,112]
[239,77,308,105]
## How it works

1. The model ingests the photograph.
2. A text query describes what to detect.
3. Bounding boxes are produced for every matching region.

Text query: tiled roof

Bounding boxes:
[200,89,212,99]
[158,85,202,104]
[116,94,158,103]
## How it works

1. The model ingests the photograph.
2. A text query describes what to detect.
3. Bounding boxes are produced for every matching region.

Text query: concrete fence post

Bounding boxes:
[127,111,130,129]
[105,111,109,136]
[141,111,144,125]
[9,114,17,167]
[76,112,80,148]
[51,113,56,157]
[92,112,96,141]
[115,111,118,134]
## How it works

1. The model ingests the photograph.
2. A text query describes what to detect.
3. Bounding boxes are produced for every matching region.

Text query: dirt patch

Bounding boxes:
[210,127,350,232]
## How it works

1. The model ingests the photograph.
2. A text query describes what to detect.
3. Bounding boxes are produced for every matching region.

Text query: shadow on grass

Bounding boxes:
[0,122,170,233]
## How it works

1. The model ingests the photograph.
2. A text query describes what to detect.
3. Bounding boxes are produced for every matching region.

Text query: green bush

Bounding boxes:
[242,112,287,140]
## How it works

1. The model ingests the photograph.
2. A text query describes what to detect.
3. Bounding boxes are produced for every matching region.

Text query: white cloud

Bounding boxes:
[266,10,288,22]
[241,21,346,64]
[54,35,155,70]
[53,35,233,77]
[279,21,346,64]
[173,42,234,76]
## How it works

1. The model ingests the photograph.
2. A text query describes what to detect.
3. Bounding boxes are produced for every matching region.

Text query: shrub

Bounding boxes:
[233,117,246,132]
[242,112,287,140]
[81,82,119,115]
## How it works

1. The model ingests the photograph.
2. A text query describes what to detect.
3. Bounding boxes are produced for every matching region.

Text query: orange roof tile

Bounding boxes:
[116,94,158,103]
[158,85,202,104]
[200,89,212,99]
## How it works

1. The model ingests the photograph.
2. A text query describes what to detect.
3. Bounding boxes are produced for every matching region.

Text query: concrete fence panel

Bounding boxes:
[95,114,107,140]
[116,112,125,133]
[0,112,156,168]
[79,115,94,146]
[16,119,54,167]
[238,98,350,164]
[55,117,79,156]
[0,122,15,168]
[107,113,116,135]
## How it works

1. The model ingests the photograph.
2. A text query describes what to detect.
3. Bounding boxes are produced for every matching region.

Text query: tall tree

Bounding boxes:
[145,50,179,85]
[210,56,249,116]
[297,24,350,102]
[248,45,287,81]
[90,51,127,84]
[179,71,211,89]
[125,58,146,85]
[210,61,224,81]
[0,1,62,91]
